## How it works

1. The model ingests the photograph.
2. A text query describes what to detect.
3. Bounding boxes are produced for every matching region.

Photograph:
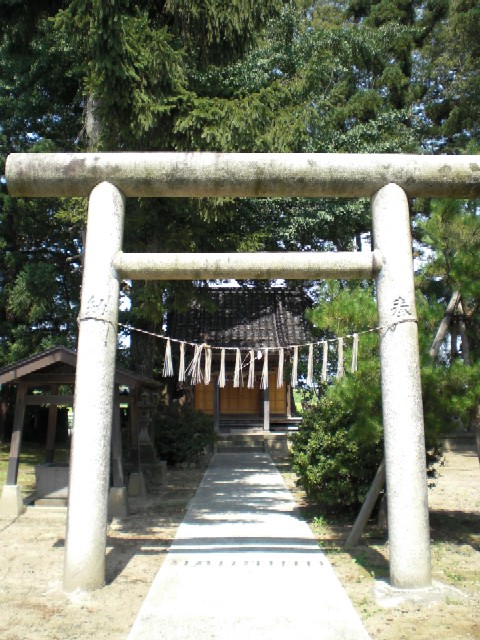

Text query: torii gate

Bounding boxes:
[5,152,480,593]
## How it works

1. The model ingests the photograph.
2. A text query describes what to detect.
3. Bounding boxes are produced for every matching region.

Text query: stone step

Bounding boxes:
[216,432,266,453]
[217,445,266,454]
[24,504,67,517]
[216,433,291,458]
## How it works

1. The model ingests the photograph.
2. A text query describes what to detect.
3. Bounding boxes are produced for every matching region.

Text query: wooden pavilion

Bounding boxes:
[0,346,161,515]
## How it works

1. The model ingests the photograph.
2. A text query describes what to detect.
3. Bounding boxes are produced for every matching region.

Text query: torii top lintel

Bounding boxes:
[6,152,480,199]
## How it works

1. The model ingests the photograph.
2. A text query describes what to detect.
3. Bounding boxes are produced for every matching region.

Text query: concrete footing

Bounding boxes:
[128,472,147,497]
[0,484,25,517]
[108,487,129,518]
[375,579,466,608]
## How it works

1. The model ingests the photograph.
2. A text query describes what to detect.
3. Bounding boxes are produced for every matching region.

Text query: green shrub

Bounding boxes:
[154,404,216,465]
[290,368,384,515]
[292,283,471,516]
[290,363,444,515]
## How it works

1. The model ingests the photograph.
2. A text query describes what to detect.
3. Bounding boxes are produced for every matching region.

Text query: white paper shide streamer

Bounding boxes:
[307,343,314,386]
[204,346,212,384]
[291,346,298,388]
[187,344,203,385]
[218,348,226,388]
[277,348,284,388]
[247,350,255,388]
[233,348,242,387]
[178,342,186,382]
[321,340,328,383]
[260,349,269,389]
[163,338,174,377]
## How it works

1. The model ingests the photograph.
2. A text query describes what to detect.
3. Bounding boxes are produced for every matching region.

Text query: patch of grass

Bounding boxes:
[444,569,465,583]
[311,514,330,533]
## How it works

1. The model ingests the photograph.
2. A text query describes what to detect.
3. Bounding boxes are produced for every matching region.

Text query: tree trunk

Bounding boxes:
[430,291,461,359]
[85,95,103,150]
[471,403,480,465]
[457,301,471,365]
[130,326,160,378]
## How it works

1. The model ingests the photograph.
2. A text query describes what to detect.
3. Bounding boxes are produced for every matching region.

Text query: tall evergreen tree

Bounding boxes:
[0,0,465,377]
[0,2,84,364]
[420,0,480,151]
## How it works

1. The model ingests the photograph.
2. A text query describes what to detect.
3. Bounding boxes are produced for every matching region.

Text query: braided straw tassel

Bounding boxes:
[351,333,359,373]
[218,348,226,388]
[260,349,269,389]
[291,346,298,388]
[162,338,174,377]
[247,350,255,388]
[178,342,186,382]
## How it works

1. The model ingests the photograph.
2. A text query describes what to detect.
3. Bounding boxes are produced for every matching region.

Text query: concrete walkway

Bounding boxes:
[127,453,370,640]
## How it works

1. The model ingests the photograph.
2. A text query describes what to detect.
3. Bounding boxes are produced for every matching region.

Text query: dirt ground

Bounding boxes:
[283,443,480,640]
[0,446,479,640]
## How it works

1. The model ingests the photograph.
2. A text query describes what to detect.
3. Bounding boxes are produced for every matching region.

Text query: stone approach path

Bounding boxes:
[127,452,371,640]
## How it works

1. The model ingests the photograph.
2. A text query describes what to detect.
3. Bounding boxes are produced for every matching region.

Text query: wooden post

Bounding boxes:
[214,378,220,433]
[0,382,27,516]
[345,460,386,548]
[263,386,270,432]
[111,389,124,488]
[45,385,59,464]
[6,382,27,485]
[0,385,9,443]
[130,387,140,473]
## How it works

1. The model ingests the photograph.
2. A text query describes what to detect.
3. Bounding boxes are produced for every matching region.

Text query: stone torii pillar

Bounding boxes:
[372,184,431,588]
[63,182,125,592]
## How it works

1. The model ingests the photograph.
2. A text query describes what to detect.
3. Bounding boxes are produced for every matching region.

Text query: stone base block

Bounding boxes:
[128,472,147,497]
[34,463,69,499]
[0,484,25,517]
[375,579,466,608]
[108,486,129,518]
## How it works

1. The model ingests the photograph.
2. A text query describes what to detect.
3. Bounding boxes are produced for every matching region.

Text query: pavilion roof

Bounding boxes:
[0,345,160,388]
